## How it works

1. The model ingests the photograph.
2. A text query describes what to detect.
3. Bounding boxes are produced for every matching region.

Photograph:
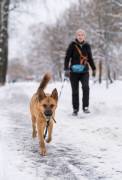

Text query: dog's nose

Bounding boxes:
[44,109,52,117]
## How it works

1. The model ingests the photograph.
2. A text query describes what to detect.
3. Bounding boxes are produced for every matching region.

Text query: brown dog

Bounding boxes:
[30,73,58,156]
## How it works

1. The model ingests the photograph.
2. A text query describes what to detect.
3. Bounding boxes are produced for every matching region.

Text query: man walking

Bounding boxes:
[64,29,96,116]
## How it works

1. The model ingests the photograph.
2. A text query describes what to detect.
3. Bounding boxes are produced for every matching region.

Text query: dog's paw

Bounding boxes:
[46,137,52,143]
[32,131,37,138]
[40,148,47,156]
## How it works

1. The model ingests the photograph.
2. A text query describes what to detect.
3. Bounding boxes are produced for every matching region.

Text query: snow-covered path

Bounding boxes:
[0,81,122,180]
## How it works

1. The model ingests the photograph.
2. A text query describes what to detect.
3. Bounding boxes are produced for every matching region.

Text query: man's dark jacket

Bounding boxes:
[64,40,96,73]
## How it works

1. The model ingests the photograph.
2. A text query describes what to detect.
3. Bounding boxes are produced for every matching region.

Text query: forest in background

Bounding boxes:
[0,0,122,84]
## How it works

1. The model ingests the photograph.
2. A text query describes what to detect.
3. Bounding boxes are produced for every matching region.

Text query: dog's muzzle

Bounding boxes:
[44,109,52,117]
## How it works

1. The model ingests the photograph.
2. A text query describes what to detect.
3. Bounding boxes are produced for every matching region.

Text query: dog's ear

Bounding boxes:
[38,89,46,101]
[51,88,58,101]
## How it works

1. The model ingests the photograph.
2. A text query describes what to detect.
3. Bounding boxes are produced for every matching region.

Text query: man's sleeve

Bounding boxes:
[64,42,73,70]
[86,44,96,71]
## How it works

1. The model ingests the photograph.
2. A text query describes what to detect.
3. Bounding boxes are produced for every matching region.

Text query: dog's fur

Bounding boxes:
[30,73,58,156]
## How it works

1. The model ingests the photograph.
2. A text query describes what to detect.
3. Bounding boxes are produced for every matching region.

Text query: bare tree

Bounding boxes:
[0,0,10,85]
[25,0,122,82]
[41,2,89,80]
[88,0,122,86]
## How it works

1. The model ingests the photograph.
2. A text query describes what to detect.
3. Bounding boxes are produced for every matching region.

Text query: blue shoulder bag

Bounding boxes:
[71,64,85,73]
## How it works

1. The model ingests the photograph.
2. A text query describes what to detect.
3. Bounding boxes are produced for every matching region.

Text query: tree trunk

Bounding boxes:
[0,0,10,85]
[98,60,102,84]
[113,71,116,80]
[107,65,113,83]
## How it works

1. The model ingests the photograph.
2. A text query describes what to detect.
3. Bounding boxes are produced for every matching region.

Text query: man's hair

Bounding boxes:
[75,29,86,37]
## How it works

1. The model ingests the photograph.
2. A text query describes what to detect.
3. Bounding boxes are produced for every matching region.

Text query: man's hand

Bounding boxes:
[64,70,70,78]
[92,70,96,77]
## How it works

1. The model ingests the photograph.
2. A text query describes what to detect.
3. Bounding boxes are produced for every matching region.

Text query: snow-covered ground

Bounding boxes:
[0,80,122,180]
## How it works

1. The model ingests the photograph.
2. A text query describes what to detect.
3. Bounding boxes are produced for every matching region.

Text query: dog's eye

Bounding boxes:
[43,104,47,108]
[50,104,55,108]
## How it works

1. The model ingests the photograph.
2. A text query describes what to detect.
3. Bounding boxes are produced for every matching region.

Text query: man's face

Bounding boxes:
[76,31,85,43]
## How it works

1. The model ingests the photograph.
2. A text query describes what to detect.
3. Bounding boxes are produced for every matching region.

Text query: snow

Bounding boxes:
[0,80,122,180]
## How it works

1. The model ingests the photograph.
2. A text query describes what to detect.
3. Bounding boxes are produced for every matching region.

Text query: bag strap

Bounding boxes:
[75,45,87,64]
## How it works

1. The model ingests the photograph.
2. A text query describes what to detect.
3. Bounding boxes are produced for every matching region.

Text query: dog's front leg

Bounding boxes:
[46,120,53,143]
[37,121,46,156]
[32,115,37,138]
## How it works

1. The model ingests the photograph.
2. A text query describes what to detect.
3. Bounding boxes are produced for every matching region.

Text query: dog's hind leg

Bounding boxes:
[32,116,37,138]
[46,121,53,143]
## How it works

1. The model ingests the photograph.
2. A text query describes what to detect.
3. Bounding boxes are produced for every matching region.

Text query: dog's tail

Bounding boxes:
[37,73,51,93]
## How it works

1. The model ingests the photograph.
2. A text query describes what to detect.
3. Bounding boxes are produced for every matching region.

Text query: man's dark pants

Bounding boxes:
[70,72,89,112]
